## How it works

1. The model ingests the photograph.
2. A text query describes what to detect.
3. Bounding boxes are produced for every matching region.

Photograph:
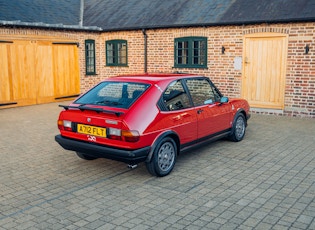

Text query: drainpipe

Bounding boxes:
[142,29,148,73]
[79,0,84,27]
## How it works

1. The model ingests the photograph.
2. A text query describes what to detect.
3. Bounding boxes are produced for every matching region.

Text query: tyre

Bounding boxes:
[76,152,97,160]
[146,137,177,177]
[229,113,246,142]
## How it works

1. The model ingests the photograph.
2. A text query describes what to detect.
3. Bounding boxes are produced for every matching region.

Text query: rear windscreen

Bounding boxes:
[75,82,150,109]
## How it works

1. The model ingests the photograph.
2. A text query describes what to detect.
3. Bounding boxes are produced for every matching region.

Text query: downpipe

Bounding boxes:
[142,29,148,73]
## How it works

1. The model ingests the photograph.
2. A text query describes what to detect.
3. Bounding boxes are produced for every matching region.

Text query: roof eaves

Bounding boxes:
[0,20,102,31]
[99,17,315,32]
[220,17,315,25]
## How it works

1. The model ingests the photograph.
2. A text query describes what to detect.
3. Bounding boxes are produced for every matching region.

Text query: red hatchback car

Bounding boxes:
[55,73,250,176]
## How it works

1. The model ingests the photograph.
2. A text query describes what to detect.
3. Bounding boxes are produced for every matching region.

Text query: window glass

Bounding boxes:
[85,40,96,75]
[118,43,127,64]
[193,40,206,65]
[185,79,216,106]
[106,43,115,64]
[177,41,189,65]
[162,80,191,111]
[75,82,149,109]
[106,40,127,66]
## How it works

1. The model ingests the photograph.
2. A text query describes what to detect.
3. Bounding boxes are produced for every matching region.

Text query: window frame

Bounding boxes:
[174,37,208,68]
[106,39,128,66]
[184,77,223,106]
[85,39,96,75]
[158,80,193,111]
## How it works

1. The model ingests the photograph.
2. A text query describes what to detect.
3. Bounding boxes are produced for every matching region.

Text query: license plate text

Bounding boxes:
[77,124,106,137]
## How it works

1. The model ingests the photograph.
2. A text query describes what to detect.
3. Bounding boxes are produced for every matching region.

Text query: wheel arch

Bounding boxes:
[229,109,247,139]
[231,109,247,132]
[145,130,180,163]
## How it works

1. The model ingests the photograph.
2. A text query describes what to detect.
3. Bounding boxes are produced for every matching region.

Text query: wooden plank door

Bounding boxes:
[10,40,37,106]
[36,41,55,104]
[53,43,80,100]
[0,42,13,106]
[242,33,288,109]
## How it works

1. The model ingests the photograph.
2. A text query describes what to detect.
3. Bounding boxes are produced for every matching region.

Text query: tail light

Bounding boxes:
[108,128,140,142]
[57,120,140,142]
[57,120,72,131]
[122,130,140,142]
[107,128,121,140]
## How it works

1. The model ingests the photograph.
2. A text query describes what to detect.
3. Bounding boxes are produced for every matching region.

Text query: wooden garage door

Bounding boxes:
[52,42,80,101]
[242,33,288,109]
[0,40,80,107]
[0,41,13,106]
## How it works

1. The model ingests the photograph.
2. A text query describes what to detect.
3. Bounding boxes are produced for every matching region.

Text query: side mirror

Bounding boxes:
[220,96,229,103]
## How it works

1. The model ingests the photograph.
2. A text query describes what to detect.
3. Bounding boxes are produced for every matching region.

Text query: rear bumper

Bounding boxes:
[55,135,151,164]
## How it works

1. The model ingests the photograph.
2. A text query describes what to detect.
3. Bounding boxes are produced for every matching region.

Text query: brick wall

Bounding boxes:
[81,23,313,117]
[1,22,314,117]
[285,24,315,117]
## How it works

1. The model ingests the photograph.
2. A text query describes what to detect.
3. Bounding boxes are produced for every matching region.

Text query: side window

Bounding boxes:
[85,39,96,75]
[185,79,218,106]
[162,80,191,111]
[106,40,127,66]
[211,83,222,102]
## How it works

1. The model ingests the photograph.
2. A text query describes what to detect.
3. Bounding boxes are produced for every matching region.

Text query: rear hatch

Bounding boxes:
[58,104,128,147]
[57,80,150,149]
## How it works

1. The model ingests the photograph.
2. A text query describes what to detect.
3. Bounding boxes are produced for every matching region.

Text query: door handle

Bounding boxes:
[197,109,203,114]
[172,113,191,121]
[181,113,190,118]
[172,115,181,121]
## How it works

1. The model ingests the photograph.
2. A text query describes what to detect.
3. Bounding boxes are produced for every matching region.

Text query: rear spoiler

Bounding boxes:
[59,105,124,117]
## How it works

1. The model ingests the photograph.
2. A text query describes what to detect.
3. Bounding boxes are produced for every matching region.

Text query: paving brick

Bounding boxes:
[0,103,314,229]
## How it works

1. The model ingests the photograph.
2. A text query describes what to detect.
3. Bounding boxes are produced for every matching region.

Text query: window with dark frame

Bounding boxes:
[174,37,207,68]
[106,40,127,66]
[162,80,191,111]
[85,39,96,75]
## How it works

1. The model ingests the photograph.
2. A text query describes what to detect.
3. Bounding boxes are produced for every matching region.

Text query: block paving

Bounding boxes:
[0,102,314,229]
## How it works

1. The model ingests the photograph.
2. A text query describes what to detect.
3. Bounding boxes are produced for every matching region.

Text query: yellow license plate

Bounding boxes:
[77,124,106,137]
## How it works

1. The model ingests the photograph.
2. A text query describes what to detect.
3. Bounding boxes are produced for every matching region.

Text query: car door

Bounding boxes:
[185,78,231,139]
[159,80,198,145]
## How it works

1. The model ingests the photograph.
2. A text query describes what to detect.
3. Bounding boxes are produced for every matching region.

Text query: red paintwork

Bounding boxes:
[56,73,250,156]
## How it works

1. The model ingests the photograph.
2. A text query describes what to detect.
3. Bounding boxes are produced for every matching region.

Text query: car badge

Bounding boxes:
[106,119,118,125]
[87,118,91,122]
